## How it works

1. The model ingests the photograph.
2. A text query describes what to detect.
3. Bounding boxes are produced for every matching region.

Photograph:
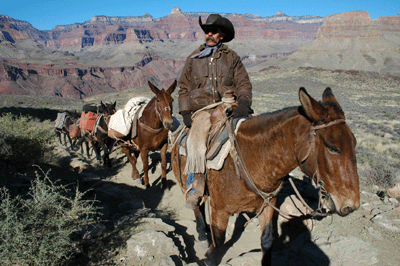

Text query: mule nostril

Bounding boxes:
[340,206,353,216]
[164,120,173,130]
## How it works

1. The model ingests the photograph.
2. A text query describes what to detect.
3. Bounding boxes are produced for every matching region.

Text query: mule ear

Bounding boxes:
[299,87,327,122]
[148,81,160,95]
[167,80,177,95]
[322,87,341,109]
[112,101,116,110]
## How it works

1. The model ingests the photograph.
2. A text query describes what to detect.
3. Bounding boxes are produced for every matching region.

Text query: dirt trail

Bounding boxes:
[58,142,399,266]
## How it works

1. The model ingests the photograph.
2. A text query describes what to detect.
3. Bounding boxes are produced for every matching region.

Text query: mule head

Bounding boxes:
[148,80,177,130]
[100,101,117,116]
[298,87,360,217]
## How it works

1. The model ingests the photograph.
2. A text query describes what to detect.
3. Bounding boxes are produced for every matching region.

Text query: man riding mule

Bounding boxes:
[171,87,360,266]
[178,13,253,209]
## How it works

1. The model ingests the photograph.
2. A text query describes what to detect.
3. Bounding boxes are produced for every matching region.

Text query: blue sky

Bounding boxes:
[3,0,399,30]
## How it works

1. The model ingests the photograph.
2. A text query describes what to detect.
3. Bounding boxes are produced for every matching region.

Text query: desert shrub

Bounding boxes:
[0,113,55,166]
[0,169,99,266]
[357,147,398,190]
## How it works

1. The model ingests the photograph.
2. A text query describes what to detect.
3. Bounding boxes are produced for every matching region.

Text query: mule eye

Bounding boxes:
[327,145,340,154]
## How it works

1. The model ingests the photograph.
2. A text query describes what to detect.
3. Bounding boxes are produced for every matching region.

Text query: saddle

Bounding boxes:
[179,90,247,173]
[177,114,246,171]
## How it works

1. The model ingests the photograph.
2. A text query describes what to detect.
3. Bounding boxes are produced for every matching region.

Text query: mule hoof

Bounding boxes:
[161,179,168,190]
[199,239,209,249]
[198,232,208,242]
[204,258,216,266]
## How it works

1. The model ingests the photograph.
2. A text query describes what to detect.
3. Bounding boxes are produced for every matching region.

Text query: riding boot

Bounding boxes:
[186,173,206,209]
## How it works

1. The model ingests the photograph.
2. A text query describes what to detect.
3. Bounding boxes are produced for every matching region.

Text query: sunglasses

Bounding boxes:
[204,27,220,34]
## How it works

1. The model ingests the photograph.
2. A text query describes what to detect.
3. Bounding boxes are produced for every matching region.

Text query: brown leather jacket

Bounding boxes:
[178,43,252,114]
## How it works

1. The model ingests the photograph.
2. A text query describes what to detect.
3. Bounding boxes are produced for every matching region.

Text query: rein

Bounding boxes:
[224,115,285,222]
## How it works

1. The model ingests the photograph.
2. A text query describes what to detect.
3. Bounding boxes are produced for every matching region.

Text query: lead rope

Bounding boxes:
[224,116,288,226]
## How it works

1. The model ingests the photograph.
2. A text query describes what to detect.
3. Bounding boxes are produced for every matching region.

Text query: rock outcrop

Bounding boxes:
[0,54,184,98]
[266,11,400,74]
[1,8,321,50]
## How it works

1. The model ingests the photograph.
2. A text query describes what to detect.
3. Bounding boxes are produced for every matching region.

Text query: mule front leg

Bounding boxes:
[67,135,73,147]
[121,146,140,181]
[140,149,150,188]
[258,199,277,266]
[160,143,168,189]
[85,141,91,158]
[205,209,230,266]
[100,142,111,168]
[194,204,208,242]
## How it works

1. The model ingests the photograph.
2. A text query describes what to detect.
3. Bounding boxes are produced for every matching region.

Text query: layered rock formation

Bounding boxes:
[1,8,321,50]
[259,11,400,74]
[1,9,399,98]
[0,53,184,98]
[0,7,322,98]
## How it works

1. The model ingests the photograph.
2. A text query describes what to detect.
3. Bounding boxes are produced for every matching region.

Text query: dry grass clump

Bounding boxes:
[356,146,399,191]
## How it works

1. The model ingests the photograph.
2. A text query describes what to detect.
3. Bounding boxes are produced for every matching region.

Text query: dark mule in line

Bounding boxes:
[118,80,177,189]
[74,101,116,167]
[91,101,117,168]
[171,87,360,266]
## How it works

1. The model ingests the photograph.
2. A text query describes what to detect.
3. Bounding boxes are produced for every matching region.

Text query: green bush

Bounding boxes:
[0,169,99,266]
[0,113,55,166]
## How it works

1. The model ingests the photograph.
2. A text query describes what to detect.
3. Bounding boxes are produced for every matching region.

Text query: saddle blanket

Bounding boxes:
[178,117,246,171]
[108,96,150,138]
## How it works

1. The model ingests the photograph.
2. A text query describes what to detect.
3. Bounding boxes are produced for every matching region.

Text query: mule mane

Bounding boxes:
[241,106,301,134]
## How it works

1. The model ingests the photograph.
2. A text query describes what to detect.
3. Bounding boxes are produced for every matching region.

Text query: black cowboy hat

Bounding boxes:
[199,14,235,42]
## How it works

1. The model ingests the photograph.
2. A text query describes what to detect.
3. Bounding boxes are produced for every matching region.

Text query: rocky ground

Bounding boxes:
[52,138,399,266]
[2,67,400,265]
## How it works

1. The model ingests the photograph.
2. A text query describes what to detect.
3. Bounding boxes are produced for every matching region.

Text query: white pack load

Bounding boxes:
[108,96,150,138]
[54,112,67,129]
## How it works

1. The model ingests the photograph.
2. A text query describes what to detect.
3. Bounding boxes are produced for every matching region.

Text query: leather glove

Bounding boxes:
[232,99,251,118]
[181,111,192,128]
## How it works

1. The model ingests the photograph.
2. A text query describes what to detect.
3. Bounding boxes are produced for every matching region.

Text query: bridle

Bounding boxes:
[296,118,346,217]
[155,100,172,121]
[226,111,346,222]
[95,110,115,135]
[139,99,172,134]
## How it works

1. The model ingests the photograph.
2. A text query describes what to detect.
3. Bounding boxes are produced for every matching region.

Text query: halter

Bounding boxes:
[139,100,171,134]
[226,113,346,222]
[297,118,346,216]
[155,100,172,121]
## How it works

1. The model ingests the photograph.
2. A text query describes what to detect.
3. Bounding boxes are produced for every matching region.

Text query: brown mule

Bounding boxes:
[119,80,177,189]
[171,87,360,266]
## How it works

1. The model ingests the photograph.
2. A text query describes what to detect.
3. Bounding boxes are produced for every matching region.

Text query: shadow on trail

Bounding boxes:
[209,175,330,266]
